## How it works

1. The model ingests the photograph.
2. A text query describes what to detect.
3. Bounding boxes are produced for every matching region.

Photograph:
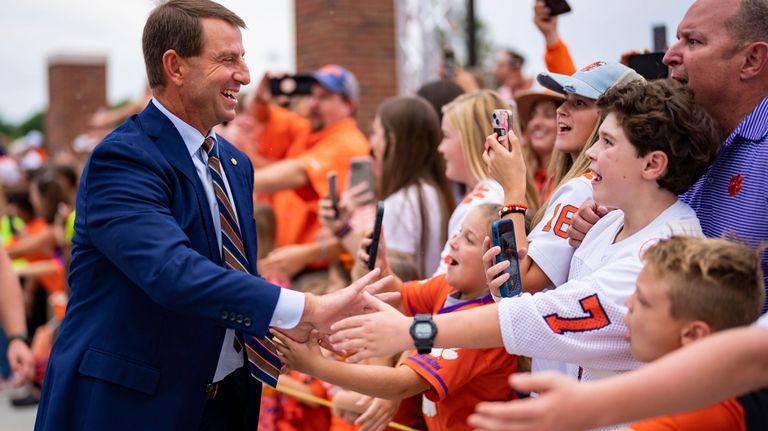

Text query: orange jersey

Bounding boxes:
[401,275,519,431]
[631,399,745,431]
[630,389,768,431]
[272,118,369,252]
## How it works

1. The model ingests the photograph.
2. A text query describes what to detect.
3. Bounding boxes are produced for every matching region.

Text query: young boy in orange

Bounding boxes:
[622,236,766,431]
[274,204,520,431]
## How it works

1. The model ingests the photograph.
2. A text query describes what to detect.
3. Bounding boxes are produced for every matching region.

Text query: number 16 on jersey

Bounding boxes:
[491,219,523,297]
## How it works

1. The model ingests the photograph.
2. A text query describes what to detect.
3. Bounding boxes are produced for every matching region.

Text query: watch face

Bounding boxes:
[413,322,433,339]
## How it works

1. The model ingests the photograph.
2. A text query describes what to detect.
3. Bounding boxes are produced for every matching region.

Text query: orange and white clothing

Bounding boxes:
[401,275,519,431]
[527,173,594,287]
[433,179,504,275]
[499,201,703,383]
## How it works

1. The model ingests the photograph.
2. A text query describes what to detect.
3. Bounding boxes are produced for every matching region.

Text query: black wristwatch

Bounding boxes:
[410,314,437,354]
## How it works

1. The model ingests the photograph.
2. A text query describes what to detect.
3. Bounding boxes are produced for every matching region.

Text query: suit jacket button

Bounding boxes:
[229,312,236,321]
[243,318,251,327]
[236,314,244,324]
[221,311,228,320]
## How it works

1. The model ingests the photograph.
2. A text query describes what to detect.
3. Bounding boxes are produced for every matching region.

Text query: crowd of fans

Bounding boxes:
[2,0,767,430]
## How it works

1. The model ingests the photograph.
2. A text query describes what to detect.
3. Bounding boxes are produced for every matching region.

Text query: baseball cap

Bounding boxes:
[537,61,644,100]
[515,89,566,128]
[312,64,360,105]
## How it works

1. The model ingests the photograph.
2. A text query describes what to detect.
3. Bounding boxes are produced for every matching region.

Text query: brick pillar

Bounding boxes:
[295,1,398,134]
[46,55,107,154]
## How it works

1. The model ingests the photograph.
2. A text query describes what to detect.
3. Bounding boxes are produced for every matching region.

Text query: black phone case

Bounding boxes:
[367,202,385,271]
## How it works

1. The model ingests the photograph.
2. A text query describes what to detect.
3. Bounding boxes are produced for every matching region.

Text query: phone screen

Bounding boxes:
[367,202,385,271]
[492,219,523,297]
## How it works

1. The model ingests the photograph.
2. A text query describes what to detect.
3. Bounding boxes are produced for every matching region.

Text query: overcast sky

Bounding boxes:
[0,0,694,124]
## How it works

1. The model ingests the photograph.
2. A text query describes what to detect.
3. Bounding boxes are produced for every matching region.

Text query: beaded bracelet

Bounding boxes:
[334,223,353,239]
[499,202,528,218]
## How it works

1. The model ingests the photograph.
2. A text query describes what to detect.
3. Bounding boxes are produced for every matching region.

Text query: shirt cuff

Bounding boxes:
[269,288,305,329]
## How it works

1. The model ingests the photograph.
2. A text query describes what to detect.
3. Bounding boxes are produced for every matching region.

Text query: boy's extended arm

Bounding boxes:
[468,323,768,431]
[275,330,429,399]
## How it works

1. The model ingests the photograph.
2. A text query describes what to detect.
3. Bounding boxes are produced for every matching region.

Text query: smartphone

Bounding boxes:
[627,52,669,80]
[349,158,375,205]
[367,201,385,271]
[492,109,513,137]
[444,49,455,80]
[491,219,523,298]
[544,0,571,16]
[268,74,315,97]
[653,24,668,52]
[327,171,339,219]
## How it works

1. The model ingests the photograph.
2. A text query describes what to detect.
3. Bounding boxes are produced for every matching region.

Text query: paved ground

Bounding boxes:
[0,386,37,430]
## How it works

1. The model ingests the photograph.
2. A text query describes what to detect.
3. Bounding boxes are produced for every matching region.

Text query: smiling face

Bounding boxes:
[555,94,599,156]
[438,114,473,186]
[444,209,490,297]
[624,266,688,362]
[181,18,250,133]
[585,113,650,209]
[663,0,743,112]
[525,99,558,161]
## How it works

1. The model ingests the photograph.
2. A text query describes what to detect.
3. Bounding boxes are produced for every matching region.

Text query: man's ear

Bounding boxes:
[740,42,768,81]
[162,49,185,87]
[641,150,668,181]
[680,320,712,346]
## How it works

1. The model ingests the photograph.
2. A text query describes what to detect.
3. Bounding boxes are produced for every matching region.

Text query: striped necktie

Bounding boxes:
[202,137,281,388]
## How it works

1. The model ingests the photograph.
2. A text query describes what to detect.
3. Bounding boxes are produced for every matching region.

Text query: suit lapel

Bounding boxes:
[137,103,219,261]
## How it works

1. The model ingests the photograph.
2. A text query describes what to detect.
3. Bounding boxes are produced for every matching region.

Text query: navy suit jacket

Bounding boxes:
[35,103,282,430]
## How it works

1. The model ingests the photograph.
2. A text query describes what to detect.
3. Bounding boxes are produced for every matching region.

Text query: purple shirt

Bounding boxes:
[680,96,768,308]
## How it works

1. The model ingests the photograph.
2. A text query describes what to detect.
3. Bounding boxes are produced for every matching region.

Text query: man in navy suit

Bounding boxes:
[34,1,387,429]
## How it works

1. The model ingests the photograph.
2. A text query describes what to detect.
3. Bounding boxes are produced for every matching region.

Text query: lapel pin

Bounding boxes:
[230,158,238,166]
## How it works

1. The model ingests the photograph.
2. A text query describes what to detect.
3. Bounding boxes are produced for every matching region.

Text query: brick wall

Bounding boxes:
[46,55,107,154]
[295,1,398,134]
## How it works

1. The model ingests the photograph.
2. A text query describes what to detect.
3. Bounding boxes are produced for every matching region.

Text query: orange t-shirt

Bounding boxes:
[272,118,369,252]
[401,275,519,431]
[254,105,310,163]
[630,398,746,431]
[545,39,577,76]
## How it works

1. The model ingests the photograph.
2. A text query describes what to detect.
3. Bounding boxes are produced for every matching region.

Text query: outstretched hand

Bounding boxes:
[328,292,411,363]
[278,269,394,350]
[271,329,325,375]
[483,132,527,202]
[467,372,591,431]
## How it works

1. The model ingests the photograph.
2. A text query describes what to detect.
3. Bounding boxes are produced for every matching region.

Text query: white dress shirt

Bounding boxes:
[152,99,304,382]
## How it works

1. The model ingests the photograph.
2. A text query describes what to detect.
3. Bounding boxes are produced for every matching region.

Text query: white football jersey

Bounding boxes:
[433,179,504,275]
[527,174,594,377]
[528,174,594,287]
[757,313,768,329]
[498,200,703,381]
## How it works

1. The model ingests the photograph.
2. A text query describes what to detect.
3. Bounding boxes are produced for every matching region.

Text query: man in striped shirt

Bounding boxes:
[570,0,768,304]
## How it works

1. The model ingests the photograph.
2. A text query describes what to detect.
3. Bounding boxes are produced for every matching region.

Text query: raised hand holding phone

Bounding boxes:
[490,219,524,298]
[483,126,528,200]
